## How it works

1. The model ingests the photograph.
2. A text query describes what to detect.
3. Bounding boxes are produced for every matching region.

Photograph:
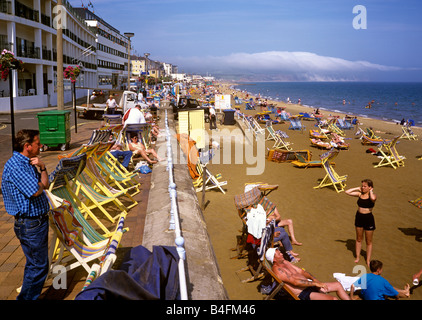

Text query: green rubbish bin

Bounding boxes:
[37,110,71,151]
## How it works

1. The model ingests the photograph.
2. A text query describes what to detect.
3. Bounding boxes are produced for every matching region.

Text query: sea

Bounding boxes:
[232,82,422,127]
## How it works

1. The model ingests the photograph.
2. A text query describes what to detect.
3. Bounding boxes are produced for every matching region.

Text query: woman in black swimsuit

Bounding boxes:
[345,179,377,267]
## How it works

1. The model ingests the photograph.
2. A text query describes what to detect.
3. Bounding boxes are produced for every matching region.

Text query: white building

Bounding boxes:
[74,7,130,90]
[0,0,98,112]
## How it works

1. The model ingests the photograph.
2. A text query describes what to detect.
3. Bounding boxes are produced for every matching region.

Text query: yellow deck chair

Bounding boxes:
[84,157,138,208]
[74,171,129,224]
[400,125,418,140]
[314,148,347,193]
[374,136,405,169]
[272,129,293,151]
[48,153,127,239]
[327,118,345,136]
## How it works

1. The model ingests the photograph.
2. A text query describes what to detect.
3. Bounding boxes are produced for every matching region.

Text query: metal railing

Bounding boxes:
[164,109,188,300]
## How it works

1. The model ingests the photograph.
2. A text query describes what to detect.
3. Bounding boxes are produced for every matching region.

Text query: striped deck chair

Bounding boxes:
[45,190,124,280]
[272,130,293,151]
[360,132,390,146]
[195,152,227,194]
[262,257,299,300]
[74,171,129,224]
[409,196,422,209]
[288,117,305,131]
[232,186,277,260]
[374,136,405,169]
[48,153,127,239]
[327,118,345,136]
[400,125,418,140]
[291,152,324,168]
[85,157,138,207]
[313,148,347,193]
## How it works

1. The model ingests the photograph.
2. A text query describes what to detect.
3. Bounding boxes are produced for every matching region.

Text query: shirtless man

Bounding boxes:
[266,248,350,300]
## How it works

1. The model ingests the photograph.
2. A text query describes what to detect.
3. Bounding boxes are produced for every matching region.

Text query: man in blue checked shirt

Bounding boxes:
[2,129,50,300]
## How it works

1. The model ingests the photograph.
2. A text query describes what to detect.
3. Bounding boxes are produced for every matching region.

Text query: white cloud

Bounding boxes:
[170,51,404,81]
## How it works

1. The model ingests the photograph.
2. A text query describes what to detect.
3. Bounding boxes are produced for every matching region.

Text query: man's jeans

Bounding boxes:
[14,214,49,300]
[110,150,133,169]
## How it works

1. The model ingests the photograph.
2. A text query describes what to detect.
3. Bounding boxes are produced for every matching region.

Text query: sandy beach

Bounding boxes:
[194,81,422,300]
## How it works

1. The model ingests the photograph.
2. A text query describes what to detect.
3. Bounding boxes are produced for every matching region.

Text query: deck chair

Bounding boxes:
[309,129,329,140]
[262,257,299,300]
[360,132,389,145]
[73,171,129,224]
[327,119,345,136]
[314,148,347,193]
[235,219,276,283]
[195,151,227,194]
[336,118,353,130]
[299,112,314,121]
[45,190,125,280]
[409,196,422,209]
[374,136,405,169]
[291,152,324,168]
[232,185,278,260]
[366,127,381,139]
[48,153,127,240]
[288,117,305,131]
[272,130,293,151]
[84,157,139,208]
[400,125,418,140]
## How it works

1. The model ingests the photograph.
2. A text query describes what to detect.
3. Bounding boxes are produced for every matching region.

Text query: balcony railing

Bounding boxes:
[16,44,40,59]
[0,0,12,14]
[15,1,39,22]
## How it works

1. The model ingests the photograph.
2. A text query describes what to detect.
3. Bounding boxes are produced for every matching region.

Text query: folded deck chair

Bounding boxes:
[400,125,418,140]
[262,257,299,300]
[314,148,347,193]
[84,157,138,208]
[74,171,129,224]
[374,136,405,169]
[45,190,125,280]
[409,196,422,209]
[48,153,127,239]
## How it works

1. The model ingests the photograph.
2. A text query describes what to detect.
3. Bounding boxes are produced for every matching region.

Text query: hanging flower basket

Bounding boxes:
[63,65,81,83]
[0,49,24,81]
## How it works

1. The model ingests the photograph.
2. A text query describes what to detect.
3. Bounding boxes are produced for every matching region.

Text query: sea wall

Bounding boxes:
[141,101,229,300]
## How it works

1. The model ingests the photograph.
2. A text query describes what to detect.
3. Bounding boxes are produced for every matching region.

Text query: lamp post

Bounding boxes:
[124,32,134,90]
[144,52,150,89]
[56,0,64,110]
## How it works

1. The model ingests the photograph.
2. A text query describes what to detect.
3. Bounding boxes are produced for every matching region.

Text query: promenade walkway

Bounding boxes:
[0,103,228,300]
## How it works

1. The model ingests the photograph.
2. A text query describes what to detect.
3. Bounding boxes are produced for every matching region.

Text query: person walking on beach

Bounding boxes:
[345,179,377,267]
[209,105,217,130]
[1,130,50,300]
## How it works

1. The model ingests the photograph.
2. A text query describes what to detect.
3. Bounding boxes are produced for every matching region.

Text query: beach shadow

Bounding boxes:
[335,239,367,260]
[398,227,422,242]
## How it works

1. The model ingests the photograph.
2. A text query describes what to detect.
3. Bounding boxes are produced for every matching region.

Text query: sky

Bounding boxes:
[68,0,422,82]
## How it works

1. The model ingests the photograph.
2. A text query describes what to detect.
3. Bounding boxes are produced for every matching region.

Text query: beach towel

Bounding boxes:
[246,204,267,239]
[333,273,361,292]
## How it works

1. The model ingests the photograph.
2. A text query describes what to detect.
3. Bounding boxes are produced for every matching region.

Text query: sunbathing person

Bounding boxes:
[266,248,351,300]
[128,133,162,164]
[267,207,302,246]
